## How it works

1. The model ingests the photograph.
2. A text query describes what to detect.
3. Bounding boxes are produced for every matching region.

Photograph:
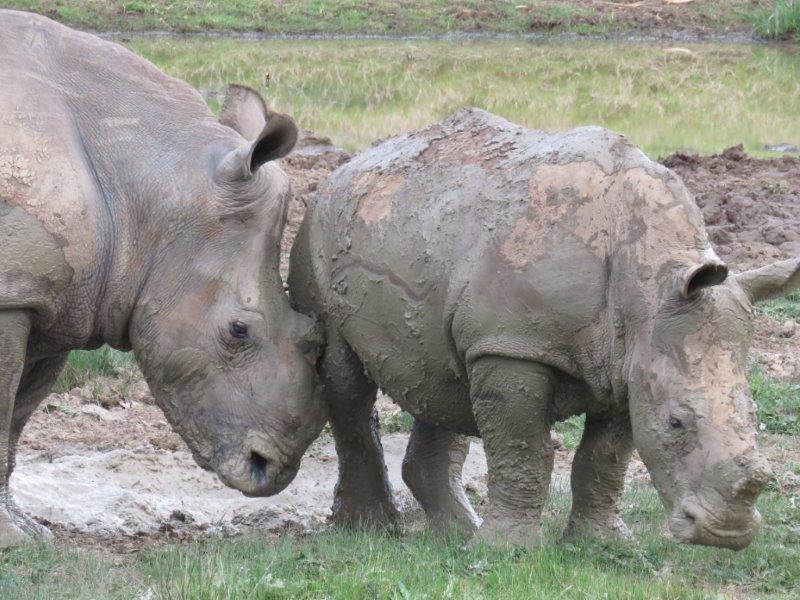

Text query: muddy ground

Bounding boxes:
[13,133,800,549]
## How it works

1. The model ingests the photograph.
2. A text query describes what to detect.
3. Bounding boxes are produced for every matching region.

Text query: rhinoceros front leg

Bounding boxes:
[322,327,399,528]
[0,310,33,548]
[401,419,481,536]
[564,414,634,542]
[5,355,69,541]
[469,357,555,547]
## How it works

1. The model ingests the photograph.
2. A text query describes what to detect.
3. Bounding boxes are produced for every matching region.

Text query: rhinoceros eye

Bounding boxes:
[229,321,249,339]
[669,416,684,429]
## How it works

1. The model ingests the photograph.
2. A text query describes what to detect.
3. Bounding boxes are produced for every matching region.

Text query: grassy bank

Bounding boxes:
[121,38,800,158]
[1,1,769,37]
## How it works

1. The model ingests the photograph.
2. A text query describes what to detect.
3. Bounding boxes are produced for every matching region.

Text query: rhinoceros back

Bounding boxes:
[295,109,713,429]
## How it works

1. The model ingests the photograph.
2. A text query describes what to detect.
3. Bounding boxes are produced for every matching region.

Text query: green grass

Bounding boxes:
[2,473,798,599]
[121,38,800,158]
[381,410,415,434]
[756,291,800,322]
[753,0,800,39]
[750,366,800,435]
[553,415,585,451]
[53,346,136,393]
[0,1,766,35]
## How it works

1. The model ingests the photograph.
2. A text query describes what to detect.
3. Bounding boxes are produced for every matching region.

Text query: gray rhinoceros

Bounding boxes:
[286,108,800,550]
[0,11,326,547]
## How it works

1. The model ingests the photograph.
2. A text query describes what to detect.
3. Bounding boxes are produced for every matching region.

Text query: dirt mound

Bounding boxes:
[662,146,800,270]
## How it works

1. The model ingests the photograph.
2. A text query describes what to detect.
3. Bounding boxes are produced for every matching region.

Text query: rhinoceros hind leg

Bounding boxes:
[402,419,480,536]
[0,310,34,548]
[469,357,555,548]
[322,326,399,529]
[563,414,634,542]
[3,355,69,544]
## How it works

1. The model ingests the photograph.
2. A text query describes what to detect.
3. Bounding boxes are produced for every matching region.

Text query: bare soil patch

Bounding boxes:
[13,133,800,547]
[663,145,800,270]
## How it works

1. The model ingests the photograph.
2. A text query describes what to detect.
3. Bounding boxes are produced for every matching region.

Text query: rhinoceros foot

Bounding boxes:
[0,499,52,548]
[473,513,543,549]
[563,513,632,543]
[0,513,31,549]
[0,511,53,548]
[401,420,480,537]
[330,488,401,531]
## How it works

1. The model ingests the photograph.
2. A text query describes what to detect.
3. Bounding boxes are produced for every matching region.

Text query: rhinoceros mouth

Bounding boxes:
[669,499,761,550]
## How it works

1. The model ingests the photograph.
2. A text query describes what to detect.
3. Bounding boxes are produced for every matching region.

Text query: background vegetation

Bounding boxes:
[122,37,800,157]
[753,0,800,38]
[1,0,777,37]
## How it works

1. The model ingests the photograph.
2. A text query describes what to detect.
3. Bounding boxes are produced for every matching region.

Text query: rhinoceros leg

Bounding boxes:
[563,415,634,542]
[322,326,400,528]
[401,419,480,535]
[0,310,33,548]
[469,357,555,548]
[4,355,68,541]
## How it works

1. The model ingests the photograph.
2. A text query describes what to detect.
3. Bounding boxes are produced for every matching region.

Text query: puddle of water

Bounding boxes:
[125,38,799,158]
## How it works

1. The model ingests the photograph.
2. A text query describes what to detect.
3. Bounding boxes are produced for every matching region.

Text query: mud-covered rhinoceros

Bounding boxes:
[0,11,326,547]
[285,108,800,550]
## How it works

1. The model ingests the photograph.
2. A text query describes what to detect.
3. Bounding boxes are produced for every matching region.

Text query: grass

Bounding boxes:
[750,366,800,435]
[0,1,767,36]
[753,0,800,39]
[380,409,415,434]
[756,291,800,323]
[2,467,798,599]
[53,346,136,393]
[120,37,800,158]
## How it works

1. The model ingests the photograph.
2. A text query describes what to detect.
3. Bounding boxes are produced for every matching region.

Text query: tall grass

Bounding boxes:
[754,0,800,39]
[126,38,800,158]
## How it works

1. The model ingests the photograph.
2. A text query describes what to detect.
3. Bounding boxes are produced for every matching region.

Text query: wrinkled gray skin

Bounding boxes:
[287,109,800,550]
[0,11,325,548]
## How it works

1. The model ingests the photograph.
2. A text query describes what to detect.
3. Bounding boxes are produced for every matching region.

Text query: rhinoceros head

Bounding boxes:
[627,256,800,549]
[129,86,325,497]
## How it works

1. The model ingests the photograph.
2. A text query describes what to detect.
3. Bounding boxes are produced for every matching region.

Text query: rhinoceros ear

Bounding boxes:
[219,84,269,140]
[736,258,800,302]
[217,112,299,181]
[681,260,729,299]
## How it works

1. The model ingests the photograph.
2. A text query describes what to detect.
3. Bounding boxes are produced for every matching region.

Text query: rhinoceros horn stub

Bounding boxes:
[736,257,800,302]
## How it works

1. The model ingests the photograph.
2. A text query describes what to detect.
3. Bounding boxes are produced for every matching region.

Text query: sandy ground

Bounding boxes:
[12,132,800,546]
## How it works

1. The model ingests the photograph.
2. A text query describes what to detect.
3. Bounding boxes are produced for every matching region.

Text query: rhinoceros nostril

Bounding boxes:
[249,451,270,487]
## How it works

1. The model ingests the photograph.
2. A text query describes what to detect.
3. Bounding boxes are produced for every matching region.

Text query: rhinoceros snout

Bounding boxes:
[669,497,762,550]
[237,446,299,498]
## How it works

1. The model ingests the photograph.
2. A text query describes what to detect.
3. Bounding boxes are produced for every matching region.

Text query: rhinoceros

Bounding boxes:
[284,108,800,550]
[0,11,326,547]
